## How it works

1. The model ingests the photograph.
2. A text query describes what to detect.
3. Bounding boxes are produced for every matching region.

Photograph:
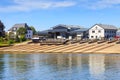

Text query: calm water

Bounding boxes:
[0,53,120,80]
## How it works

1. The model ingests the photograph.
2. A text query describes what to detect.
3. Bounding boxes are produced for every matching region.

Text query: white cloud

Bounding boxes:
[1,0,120,12]
[0,0,76,12]
[80,0,120,10]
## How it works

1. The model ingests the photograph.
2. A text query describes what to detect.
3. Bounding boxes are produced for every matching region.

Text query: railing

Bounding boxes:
[40,39,69,45]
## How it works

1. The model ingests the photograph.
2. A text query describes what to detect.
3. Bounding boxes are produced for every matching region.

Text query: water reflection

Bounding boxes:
[89,54,105,80]
[0,53,120,80]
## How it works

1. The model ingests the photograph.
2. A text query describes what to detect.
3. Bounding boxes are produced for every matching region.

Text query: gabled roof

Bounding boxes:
[38,29,51,35]
[96,24,117,30]
[8,23,31,31]
[13,23,27,27]
[70,28,88,34]
[52,24,83,29]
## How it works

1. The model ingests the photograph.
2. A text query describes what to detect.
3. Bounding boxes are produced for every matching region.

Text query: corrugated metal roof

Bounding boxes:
[72,28,88,32]
[38,30,50,34]
[53,24,83,29]
[96,24,117,30]
[70,28,88,34]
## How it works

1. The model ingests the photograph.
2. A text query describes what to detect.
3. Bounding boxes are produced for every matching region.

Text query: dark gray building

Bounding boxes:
[38,24,88,40]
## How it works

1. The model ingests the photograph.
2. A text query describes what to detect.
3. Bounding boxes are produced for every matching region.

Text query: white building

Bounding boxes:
[116,29,120,38]
[89,24,117,40]
[8,23,33,39]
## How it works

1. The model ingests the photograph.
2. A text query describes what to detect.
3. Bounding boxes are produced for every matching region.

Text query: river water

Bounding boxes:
[0,53,120,80]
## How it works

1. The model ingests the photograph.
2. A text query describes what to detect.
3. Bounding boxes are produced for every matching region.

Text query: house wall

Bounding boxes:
[104,30,116,39]
[8,30,33,39]
[7,31,16,39]
[49,27,69,39]
[89,25,104,39]
[76,33,83,40]
[116,30,120,37]
[26,30,33,39]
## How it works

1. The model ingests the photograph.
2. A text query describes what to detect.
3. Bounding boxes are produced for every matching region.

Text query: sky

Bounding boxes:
[0,0,120,31]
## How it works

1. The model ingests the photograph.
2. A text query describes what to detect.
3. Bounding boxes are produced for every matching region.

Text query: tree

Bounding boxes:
[0,37,3,43]
[30,26,36,35]
[0,21,5,37]
[17,27,27,35]
[17,27,27,42]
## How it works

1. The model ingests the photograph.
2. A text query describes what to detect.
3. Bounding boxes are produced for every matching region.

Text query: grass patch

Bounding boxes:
[0,44,10,47]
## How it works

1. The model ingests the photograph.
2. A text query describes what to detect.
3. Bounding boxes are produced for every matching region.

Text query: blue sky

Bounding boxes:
[0,0,120,31]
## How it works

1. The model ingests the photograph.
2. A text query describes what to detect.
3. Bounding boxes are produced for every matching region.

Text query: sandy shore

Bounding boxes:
[0,42,120,54]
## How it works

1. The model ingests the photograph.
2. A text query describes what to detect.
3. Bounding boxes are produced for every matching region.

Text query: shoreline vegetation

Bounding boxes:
[0,40,120,54]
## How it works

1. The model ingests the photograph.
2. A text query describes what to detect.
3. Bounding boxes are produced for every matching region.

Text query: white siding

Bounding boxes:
[89,25,117,40]
[116,30,120,37]
[89,25,104,39]
[26,30,33,39]
[7,31,17,39]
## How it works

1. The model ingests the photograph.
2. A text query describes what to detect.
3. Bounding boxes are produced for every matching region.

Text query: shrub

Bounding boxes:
[0,37,3,43]
[7,40,14,45]
[20,35,26,42]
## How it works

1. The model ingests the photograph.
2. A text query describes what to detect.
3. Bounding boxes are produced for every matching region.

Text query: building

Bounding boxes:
[8,23,33,39]
[89,24,117,40]
[70,28,88,40]
[116,29,120,39]
[38,24,88,40]
[0,21,5,37]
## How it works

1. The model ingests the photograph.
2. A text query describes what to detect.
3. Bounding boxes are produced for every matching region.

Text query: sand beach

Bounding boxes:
[0,41,120,54]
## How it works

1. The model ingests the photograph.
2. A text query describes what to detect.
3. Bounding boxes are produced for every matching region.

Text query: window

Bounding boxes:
[13,28,16,31]
[98,30,101,33]
[92,31,95,33]
[110,31,112,33]
[26,35,28,38]
[96,36,97,39]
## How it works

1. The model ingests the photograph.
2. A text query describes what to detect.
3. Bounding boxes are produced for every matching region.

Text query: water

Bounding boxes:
[0,53,120,80]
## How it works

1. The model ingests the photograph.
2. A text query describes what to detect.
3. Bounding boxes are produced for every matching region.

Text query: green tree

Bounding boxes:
[0,37,3,43]
[17,27,27,35]
[0,21,5,37]
[30,26,36,35]
[17,27,27,42]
